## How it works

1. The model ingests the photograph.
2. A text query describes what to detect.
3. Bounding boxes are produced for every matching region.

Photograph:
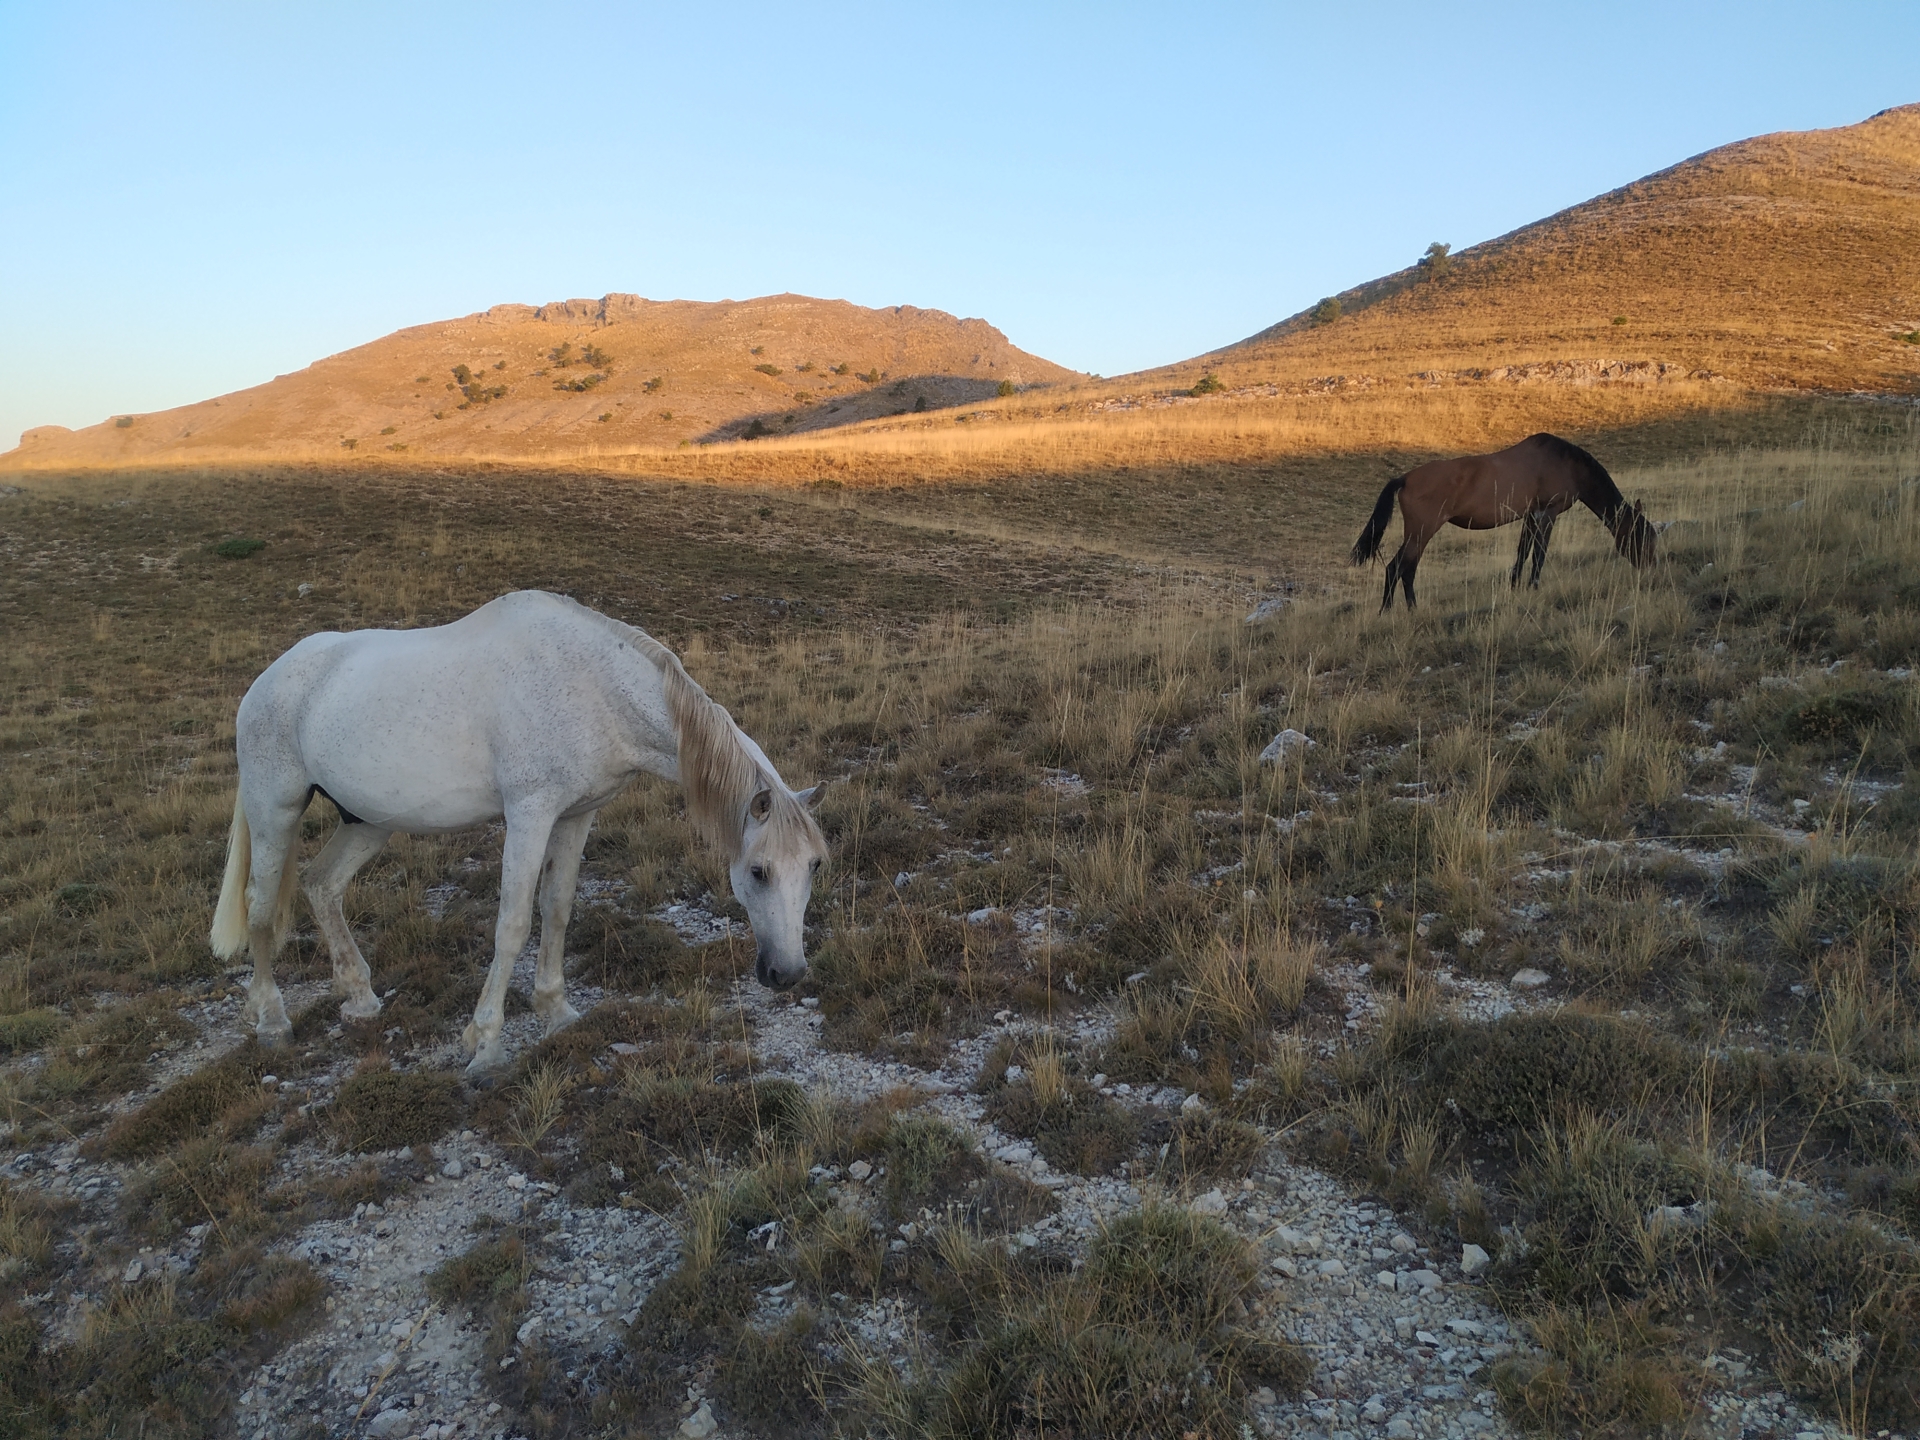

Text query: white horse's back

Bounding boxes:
[240,592,669,833]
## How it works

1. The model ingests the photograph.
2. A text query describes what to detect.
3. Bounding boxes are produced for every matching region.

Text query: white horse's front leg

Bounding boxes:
[302,822,391,1021]
[531,812,594,1036]
[464,807,556,1075]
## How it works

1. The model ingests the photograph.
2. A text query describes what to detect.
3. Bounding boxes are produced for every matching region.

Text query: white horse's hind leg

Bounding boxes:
[531,812,594,1036]
[463,805,559,1074]
[240,802,305,1047]
[302,822,391,1020]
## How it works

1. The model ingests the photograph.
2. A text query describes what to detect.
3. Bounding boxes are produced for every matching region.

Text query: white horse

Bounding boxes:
[209,591,828,1072]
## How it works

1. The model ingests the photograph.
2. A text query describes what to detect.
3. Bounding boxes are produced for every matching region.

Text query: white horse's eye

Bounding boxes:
[751,865,768,883]
[810,857,822,873]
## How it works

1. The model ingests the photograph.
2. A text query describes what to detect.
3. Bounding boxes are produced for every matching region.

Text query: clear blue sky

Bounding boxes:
[2,2,1914,449]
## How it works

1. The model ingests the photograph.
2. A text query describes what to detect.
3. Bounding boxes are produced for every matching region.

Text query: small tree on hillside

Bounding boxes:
[1309,297,1342,326]
[1418,242,1453,280]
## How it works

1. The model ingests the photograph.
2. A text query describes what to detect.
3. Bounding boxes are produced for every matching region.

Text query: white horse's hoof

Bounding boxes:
[257,1024,292,1050]
[464,1046,508,1080]
[461,1022,480,1055]
[537,1002,582,1038]
[340,992,382,1021]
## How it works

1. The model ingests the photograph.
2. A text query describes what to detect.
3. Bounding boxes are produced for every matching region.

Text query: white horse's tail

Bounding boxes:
[210,795,253,959]
[211,793,301,959]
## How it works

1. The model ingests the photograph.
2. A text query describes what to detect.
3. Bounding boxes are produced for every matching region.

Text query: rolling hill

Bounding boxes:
[6,104,1916,475]
[1146,102,1920,398]
[2,293,1078,466]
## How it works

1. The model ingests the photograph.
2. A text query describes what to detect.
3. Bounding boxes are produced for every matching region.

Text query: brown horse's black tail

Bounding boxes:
[1350,475,1406,565]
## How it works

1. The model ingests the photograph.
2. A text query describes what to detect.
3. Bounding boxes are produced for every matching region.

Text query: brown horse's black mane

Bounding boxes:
[1530,433,1626,521]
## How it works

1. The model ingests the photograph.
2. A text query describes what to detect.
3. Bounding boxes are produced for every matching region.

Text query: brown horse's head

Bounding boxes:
[1613,500,1657,568]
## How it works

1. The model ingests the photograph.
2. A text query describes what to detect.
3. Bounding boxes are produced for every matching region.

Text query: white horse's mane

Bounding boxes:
[572,600,818,861]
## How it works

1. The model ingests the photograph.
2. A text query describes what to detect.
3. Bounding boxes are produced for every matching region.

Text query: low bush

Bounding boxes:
[328,1062,461,1152]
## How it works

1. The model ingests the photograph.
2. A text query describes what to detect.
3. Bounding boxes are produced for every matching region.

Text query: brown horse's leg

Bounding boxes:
[1381,545,1405,612]
[1509,515,1536,589]
[1398,532,1431,609]
[1528,511,1558,587]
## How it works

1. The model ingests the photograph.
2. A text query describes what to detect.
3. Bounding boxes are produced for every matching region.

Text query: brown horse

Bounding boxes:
[1349,432,1655,610]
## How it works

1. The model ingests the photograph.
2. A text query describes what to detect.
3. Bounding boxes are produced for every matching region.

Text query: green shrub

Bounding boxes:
[1419,240,1453,278]
[0,1009,66,1055]
[1418,1013,1682,1138]
[754,363,783,377]
[1751,1215,1920,1428]
[995,379,1015,397]
[1309,297,1342,326]
[328,1063,460,1152]
[114,416,133,428]
[1779,684,1903,746]
[212,537,265,559]
[1189,373,1224,395]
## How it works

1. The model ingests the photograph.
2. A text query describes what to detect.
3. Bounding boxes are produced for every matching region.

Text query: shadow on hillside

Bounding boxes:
[697,374,1023,444]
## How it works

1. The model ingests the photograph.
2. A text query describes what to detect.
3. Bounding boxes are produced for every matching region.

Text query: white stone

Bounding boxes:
[991,1146,1030,1166]
[1250,1386,1277,1406]
[123,1259,144,1284]
[1404,1268,1442,1291]
[1376,1270,1397,1289]
[441,1159,464,1179]
[1181,1091,1208,1114]
[1460,1243,1490,1276]
[1386,1418,1415,1439]
[515,1316,542,1347]
[1390,1232,1417,1254]
[847,1160,873,1181]
[1190,1189,1229,1215]
[1315,1259,1346,1277]
[678,1401,718,1439]
[1270,1255,1298,1277]
[1258,729,1315,765]
[367,1410,415,1439]
[1245,596,1291,623]
[505,1172,527,1190]
[1509,967,1550,989]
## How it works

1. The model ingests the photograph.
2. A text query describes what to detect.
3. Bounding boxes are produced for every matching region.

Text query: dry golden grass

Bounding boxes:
[5,408,1920,1436]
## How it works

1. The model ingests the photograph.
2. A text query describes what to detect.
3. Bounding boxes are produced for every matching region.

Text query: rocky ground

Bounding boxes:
[4,870,1870,1440]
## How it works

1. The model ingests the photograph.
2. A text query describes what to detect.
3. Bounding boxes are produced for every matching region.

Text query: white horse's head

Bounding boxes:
[731,783,828,988]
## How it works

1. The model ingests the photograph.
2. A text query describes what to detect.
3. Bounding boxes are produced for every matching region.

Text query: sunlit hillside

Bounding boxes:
[1165,101,1920,396]
[1,293,1077,465]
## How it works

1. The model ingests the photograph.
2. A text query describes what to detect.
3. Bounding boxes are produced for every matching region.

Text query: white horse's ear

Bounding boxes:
[748,788,773,823]
[794,782,827,810]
